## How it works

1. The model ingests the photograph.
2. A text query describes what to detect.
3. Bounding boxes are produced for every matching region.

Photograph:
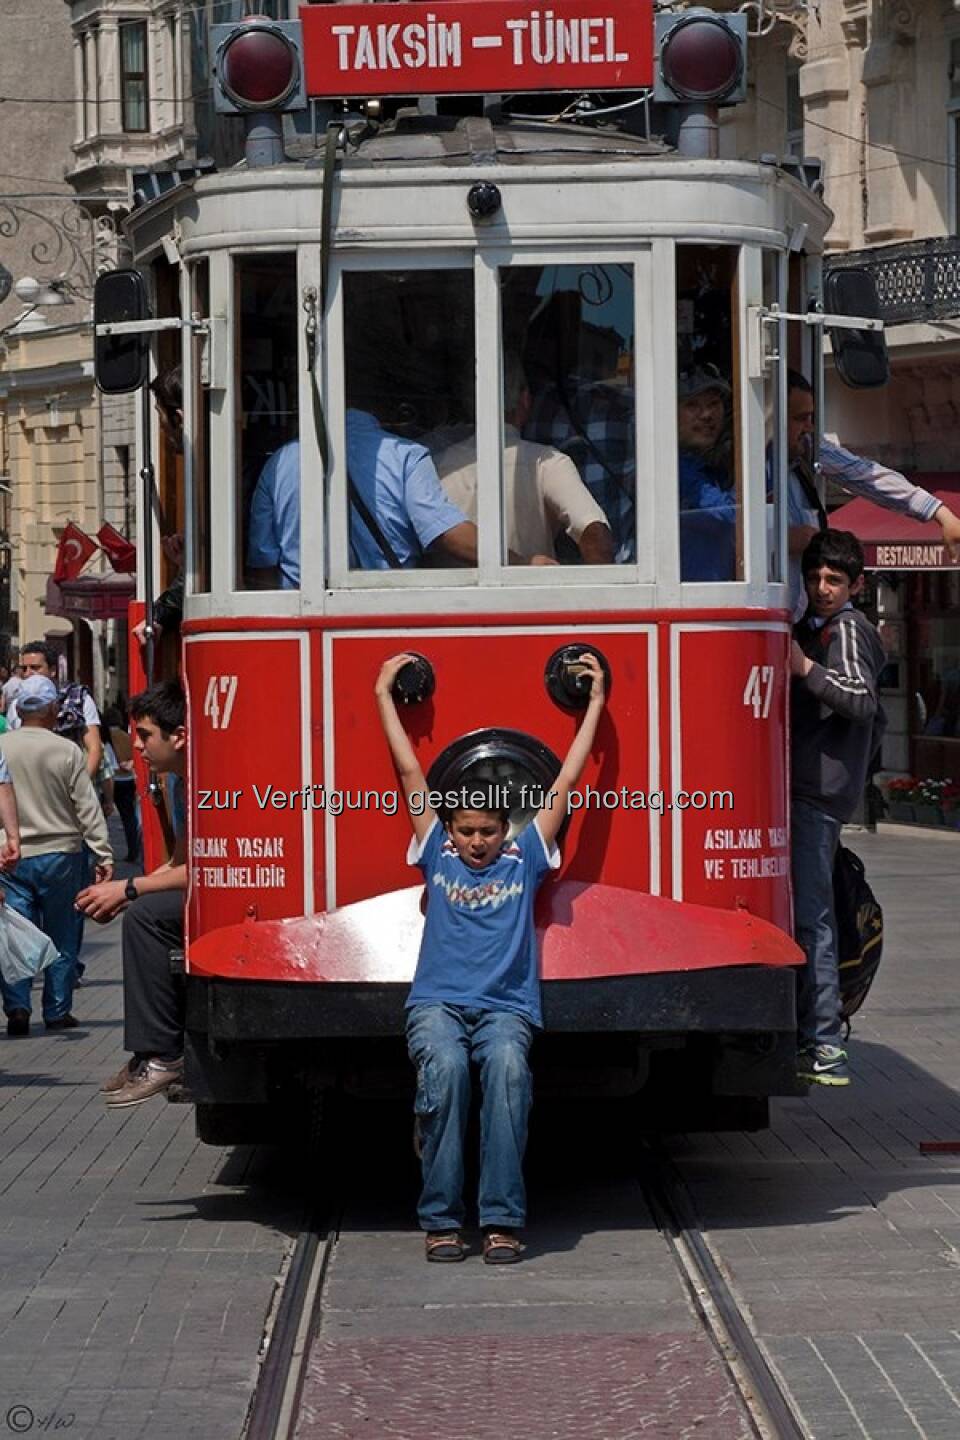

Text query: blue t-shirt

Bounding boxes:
[679,452,737,581]
[406,818,560,1027]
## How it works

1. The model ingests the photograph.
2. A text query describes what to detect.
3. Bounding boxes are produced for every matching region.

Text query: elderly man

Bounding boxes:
[434,357,614,566]
[0,675,112,1034]
[785,371,960,619]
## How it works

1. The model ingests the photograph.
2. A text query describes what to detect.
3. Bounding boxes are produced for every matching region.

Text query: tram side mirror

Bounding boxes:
[94,269,151,395]
[824,268,889,390]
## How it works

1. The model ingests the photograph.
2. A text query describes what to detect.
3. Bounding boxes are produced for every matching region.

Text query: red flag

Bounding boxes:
[53,522,98,581]
[96,522,137,574]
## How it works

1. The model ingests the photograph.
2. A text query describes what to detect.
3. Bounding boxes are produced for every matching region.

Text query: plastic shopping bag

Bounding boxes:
[0,904,59,985]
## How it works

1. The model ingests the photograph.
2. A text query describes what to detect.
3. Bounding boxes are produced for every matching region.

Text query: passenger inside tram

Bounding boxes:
[434,354,614,566]
[245,408,479,586]
[675,245,741,583]
[676,364,737,582]
[516,267,636,564]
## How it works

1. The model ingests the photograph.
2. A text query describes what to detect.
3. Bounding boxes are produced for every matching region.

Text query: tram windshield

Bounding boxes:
[342,268,478,571]
[506,263,632,566]
[676,244,742,583]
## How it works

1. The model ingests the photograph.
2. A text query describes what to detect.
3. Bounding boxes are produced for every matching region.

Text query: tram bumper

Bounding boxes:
[186,881,802,1043]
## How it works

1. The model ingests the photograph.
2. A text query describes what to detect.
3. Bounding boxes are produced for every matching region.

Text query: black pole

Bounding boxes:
[139,383,156,686]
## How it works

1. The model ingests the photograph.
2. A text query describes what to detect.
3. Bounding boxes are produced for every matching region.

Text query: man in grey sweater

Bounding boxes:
[0,675,113,1035]
[790,530,885,1087]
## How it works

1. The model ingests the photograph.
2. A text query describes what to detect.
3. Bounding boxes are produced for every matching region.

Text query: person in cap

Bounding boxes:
[677,365,737,582]
[0,675,112,1035]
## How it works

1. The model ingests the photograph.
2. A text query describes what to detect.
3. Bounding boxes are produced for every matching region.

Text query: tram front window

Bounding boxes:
[501,263,634,565]
[342,269,477,571]
[676,245,742,583]
[238,253,299,592]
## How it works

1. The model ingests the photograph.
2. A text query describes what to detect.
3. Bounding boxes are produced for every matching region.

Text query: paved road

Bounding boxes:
[0,823,956,1439]
[673,826,960,1439]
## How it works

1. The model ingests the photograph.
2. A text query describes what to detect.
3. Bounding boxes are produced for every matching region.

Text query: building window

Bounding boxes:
[120,21,149,133]
[785,63,803,156]
[950,40,960,233]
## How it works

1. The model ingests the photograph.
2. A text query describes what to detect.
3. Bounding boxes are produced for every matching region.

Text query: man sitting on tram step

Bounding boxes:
[75,681,188,1109]
[785,370,960,621]
[435,354,615,565]
[375,650,606,1265]
[677,366,737,582]
[246,406,478,585]
[790,530,885,1088]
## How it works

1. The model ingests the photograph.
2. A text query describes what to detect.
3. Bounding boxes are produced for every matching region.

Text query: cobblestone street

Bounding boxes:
[0,825,957,1439]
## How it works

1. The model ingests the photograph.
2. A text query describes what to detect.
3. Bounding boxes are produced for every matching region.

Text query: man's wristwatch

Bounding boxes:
[124,879,139,902]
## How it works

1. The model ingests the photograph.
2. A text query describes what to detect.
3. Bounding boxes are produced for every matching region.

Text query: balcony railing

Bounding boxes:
[825,237,960,327]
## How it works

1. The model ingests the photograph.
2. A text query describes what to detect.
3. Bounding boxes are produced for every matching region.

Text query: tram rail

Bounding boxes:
[242,1135,808,1440]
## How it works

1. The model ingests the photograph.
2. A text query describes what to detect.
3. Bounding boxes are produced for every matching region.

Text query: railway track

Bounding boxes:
[243,1126,808,1440]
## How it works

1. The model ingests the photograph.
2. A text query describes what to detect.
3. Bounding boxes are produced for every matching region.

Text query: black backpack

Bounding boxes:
[833,844,884,1027]
[55,681,97,749]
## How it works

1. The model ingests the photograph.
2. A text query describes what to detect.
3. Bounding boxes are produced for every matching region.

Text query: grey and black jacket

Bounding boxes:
[791,603,886,823]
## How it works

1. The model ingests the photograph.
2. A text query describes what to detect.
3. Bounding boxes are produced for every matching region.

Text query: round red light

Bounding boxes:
[660,18,743,103]
[220,22,299,111]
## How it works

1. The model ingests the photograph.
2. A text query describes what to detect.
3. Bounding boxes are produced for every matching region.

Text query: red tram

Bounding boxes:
[97,5,881,1139]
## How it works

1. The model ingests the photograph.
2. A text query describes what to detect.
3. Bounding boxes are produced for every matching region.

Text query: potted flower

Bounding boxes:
[883,776,918,822]
[938,779,960,829]
[913,778,947,826]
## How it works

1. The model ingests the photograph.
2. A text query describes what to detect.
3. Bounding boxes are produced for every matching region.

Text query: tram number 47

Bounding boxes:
[203,675,239,730]
[743,665,775,719]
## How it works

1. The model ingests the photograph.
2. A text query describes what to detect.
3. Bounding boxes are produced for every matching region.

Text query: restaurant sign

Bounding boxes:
[868,543,959,570]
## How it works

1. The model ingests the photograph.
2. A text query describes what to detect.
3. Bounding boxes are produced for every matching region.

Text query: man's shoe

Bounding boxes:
[100,1059,141,1094]
[105,1058,183,1109]
[797,1044,850,1087]
[44,1014,80,1032]
[6,1009,30,1038]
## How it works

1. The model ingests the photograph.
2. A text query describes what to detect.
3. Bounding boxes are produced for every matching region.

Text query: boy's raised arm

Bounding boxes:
[538,654,606,849]
[375,655,436,843]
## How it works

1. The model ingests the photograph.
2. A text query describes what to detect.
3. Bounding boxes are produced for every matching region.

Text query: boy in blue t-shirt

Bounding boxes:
[375,651,606,1265]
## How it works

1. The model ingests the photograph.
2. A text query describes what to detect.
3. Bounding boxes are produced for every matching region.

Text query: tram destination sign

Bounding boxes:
[300,0,653,97]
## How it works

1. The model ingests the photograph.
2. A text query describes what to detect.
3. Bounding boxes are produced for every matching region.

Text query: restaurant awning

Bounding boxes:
[45,573,135,622]
[829,474,960,570]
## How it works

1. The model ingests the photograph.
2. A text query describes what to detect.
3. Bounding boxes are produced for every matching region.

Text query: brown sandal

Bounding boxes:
[425,1231,467,1263]
[482,1231,524,1265]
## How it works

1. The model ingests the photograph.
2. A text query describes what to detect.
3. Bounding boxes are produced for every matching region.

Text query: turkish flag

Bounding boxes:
[96,522,136,574]
[53,522,98,581]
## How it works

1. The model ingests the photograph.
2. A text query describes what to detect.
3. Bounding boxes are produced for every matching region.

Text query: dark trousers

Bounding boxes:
[122,889,185,1059]
[113,778,141,862]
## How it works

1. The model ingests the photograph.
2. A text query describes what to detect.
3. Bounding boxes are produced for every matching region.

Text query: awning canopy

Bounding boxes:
[45,573,135,622]
[829,474,960,570]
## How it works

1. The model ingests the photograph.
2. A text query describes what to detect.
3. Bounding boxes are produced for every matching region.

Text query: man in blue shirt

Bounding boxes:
[375,650,606,1264]
[677,367,737,581]
[785,371,960,619]
[246,411,477,585]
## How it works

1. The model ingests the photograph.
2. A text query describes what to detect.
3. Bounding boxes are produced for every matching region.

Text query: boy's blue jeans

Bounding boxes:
[791,799,843,1049]
[0,852,86,1022]
[406,1003,534,1233]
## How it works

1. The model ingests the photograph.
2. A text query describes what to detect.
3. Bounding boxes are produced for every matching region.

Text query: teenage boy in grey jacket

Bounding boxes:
[790,529,885,1087]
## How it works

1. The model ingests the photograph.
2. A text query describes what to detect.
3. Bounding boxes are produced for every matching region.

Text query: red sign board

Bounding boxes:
[300,0,653,98]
